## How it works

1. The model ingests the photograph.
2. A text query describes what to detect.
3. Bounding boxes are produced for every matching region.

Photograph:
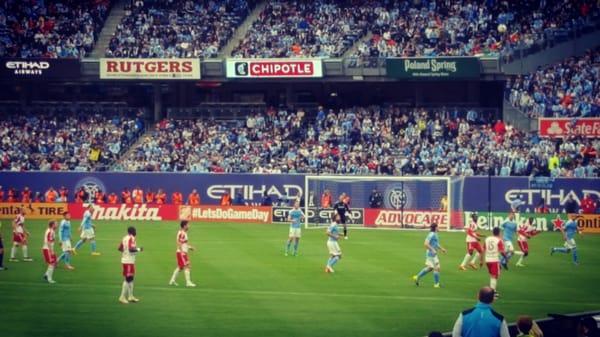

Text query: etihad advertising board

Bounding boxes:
[100,58,201,80]
[226,59,323,78]
[0,58,80,79]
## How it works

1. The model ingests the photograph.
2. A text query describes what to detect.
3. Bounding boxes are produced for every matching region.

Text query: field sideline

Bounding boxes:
[0,220,599,337]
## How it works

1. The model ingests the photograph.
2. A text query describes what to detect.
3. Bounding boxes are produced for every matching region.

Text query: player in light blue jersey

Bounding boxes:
[551,214,581,265]
[57,211,75,270]
[74,204,101,256]
[413,223,447,288]
[499,212,522,269]
[325,214,342,273]
[285,201,305,256]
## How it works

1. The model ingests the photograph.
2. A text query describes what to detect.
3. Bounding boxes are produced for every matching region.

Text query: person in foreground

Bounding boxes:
[118,226,143,304]
[413,223,446,288]
[452,286,510,337]
[516,315,544,337]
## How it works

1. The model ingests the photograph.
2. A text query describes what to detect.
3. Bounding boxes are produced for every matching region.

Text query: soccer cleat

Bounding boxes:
[493,292,500,299]
[186,282,197,288]
[515,263,525,267]
[169,281,179,286]
[0,266,6,271]
[412,275,419,286]
[127,296,140,303]
[47,279,56,284]
[23,258,33,262]
[325,266,334,273]
[344,236,348,240]
[71,249,78,256]
[468,262,478,270]
[91,252,101,256]
[43,275,48,282]
[433,283,440,288]
[550,248,555,256]
[65,265,75,270]
[9,258,19,262]
[119,296,129,304]
[501,261,508,270]
[284,252,288,257]
[458,265,467,271]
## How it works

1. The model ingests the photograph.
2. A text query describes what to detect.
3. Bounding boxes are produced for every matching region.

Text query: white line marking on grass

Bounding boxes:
[0,281,597,307]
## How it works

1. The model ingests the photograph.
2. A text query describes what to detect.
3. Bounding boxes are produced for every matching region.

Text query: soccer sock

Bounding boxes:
[514,251,524,256]
[517,254,525,264]
[22,245,28,258]
[433,271,440,284]
[285,240,291,253]
[326,257,333,267]
[47,265,54,281]
[65,252,71,265]
[91,240,97,252]
[293,241,299,254]
[0,251,3,267]
[490,278,497,290]
[330,256,339,267]
[11,246,16,259]
[572,249,579,263]
[343,227,347,237]
[416,267,430,279]
[184,269,192,284]
[121,281,128,298]
[170,268,180,283]
[74,240,84,250]
[460,254,471,266]
[554,247,569,254]
[58,252,65,262]
[128,282,134,297]
[470,252,480,264]
[506,251,513,260]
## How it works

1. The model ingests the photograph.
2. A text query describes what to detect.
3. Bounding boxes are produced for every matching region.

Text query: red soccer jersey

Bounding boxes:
[484,236,504,263]
[466,221,480,243]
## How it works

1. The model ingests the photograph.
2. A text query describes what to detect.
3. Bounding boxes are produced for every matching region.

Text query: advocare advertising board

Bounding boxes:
[386,57,480,79]
[100,58,201,80]
[226,59,323,78]
[538,118,600,138]
[0,58,80,79]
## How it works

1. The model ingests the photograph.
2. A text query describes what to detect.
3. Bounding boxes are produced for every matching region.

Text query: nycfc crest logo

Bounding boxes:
[384,184,412,210]
[75,177,106,203]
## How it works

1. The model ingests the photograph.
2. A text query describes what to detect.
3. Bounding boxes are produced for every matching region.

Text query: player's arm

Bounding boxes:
[424,239,436,255]
[128,238,142,253]
[467,227,480,240]
[498,240,507,259]
[327,228,338,240]
[59,223,64,242]
[438,244,447,254]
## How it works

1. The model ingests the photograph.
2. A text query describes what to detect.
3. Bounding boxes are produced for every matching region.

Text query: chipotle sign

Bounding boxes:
[100,58,201,80]
[539,118,600,138]
[226,59,323,78]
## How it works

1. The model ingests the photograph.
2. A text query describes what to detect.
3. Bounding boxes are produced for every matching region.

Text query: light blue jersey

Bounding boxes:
[59,219,71,241]
[81,210,93,230]
[289,209,304,229]
[425,232,440,258]
[502,221,517,242]
[328,223,339,242]
[564,220,578,240]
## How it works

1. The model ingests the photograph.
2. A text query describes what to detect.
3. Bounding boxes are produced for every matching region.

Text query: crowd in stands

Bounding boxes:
[105,0,251,58]
[0,109,145,171]
[349,0,599,65]
[507,47,600,117]
[0,0,111,58]
[231,0,370,58]
[116,105,598,178]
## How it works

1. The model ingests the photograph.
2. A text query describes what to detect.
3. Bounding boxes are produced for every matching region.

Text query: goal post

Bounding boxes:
[304,175,453,230]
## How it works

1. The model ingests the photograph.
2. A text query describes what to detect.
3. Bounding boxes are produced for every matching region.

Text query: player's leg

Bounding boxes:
[43,250,56,283]
[127,265,138,302]
[293,237,300,256]
[89,232,100,255]
[285,236,293,256]
[74,237,86,250]
[182,253,195,287]
[516,241,528,266]
[572,247,579,265]
[171,253,183,285]
[414,257,434,285]
[21,237,31,261]
[10,241,18,261]
[433,262,441,288]
[552,240,571,255]
[459,244,472,270]
[487,262,499,291]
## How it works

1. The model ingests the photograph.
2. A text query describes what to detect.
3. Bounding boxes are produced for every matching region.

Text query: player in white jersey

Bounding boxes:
[10,207,33,262]
[484,227,507,293]
[42,220,58,284]
[118,226,143,304]
[459,213,483,270]
[515,217,539,267]
[169,221,196,287]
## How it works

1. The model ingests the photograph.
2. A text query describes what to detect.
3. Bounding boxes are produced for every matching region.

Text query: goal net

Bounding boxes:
[304,175,453,230]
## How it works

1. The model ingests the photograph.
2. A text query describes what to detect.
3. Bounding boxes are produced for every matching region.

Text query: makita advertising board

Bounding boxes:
[0,172,303,206]
[0,58,80,79]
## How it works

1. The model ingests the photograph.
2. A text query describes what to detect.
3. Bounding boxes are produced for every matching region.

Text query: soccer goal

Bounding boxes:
[304,175,452,230]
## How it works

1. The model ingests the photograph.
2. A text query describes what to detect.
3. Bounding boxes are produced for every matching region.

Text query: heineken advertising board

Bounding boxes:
[463,211,567,232]
[386,57,480,79]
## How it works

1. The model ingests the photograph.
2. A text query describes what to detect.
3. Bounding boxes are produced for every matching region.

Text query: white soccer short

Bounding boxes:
[564,238,576,249]
[504,240,514,252]
[61,240,72,252]
[289,227,301,238]
[327,241,341,256]
[81,228,95,239]
[425,255,440,268]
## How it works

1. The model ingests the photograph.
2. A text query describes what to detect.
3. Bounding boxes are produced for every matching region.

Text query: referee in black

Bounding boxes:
[333,194,350,239]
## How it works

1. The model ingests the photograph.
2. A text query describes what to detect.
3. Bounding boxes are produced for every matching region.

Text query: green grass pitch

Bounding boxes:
[0,220,599,337]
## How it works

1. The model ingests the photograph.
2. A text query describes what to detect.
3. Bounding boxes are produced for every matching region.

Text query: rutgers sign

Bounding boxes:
[226,59,323,78]
[539,118,600,138]
[100,58,201,80]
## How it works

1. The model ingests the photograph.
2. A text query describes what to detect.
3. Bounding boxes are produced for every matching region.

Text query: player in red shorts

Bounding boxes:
[10,207,33,262]
[118,226,143,304]
[169,221,196,287]
[515,217,539,267]
[459,213,483,270]
[484,227,507,294]
[42,220,58,284]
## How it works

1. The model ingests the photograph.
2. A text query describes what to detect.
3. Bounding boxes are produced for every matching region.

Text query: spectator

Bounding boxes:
[220,192,232,206]
[261,191,273,206]
[155,189,166,204]
[121,188,132,203]
[146,190,155,205]
[564,195,579,214]
[233,192,245,206]
[21,187,32,203]
[188,189,200,206]
[534,198,549,213]
[0,185,4,201]
[369,188,383,208]
[321,189,333,208]
[516,315,544,337]
[172,191,183,205]
[580,193,597,214]
[45,187,57,202]
[59,186,68,202]
[132,186,144,204]
[580,317,600,337]
[108,192,118,204]
[451,286,510,337]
